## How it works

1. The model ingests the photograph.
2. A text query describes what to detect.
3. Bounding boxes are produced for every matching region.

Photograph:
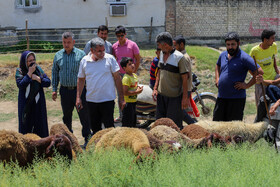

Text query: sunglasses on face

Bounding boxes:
[116,34,125,38]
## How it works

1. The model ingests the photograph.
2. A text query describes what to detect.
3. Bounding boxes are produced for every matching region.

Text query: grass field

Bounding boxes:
[1,141,279,186]
[0,45,279,186]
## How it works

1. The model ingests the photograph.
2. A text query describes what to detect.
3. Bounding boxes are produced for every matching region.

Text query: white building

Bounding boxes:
[0,0,165,29]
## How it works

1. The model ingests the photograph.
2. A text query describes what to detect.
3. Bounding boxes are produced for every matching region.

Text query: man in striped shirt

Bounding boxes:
[152,32,191,129]
[52,32,91,146]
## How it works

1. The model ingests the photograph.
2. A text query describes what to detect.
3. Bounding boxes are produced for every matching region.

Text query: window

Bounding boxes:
[107,0,130,4]
[16,0,40,8]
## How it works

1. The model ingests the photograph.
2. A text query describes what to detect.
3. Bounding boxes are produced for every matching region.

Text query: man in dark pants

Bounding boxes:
[213,32,263,121]
[173,35,196,124]
[152,32,191,129]
[76,37,125,135]
[52,31,91,147]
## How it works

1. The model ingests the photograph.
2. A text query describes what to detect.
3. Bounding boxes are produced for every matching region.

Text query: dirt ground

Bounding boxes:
[0,100,88,144]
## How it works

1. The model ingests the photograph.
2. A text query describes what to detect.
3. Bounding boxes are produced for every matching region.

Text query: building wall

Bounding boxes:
[166,0,280,44]
[0,0,165,29]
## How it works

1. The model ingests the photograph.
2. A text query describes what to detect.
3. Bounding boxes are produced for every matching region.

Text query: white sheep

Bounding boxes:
[195,120,268,142]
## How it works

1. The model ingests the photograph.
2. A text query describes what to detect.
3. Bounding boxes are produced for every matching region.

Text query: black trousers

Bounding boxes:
[60,86,91,140]
[213,97,246,121]
[156,93,183,129]
[87,100,115,135]
[122,102,137,127]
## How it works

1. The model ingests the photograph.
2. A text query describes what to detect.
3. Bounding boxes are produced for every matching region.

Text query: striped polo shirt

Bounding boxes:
[52,47,85,92]
[158,49,190,97]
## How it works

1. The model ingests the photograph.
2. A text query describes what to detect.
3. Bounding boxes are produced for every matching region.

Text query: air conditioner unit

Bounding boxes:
[110,4,126,16]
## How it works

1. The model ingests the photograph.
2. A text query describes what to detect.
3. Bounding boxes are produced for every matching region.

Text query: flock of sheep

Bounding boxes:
[0,118,268,167]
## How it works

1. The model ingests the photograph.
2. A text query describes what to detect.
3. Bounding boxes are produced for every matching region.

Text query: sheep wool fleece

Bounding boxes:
[95,127,150,154]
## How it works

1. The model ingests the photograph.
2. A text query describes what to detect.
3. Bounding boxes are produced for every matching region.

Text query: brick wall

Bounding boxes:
[165,0,176,36]
[167,0,280,39]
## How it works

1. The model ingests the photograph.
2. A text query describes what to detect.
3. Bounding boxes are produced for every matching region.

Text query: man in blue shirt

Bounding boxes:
[84,25,112,55]
[52,32,91,147]
[213,32,263,121]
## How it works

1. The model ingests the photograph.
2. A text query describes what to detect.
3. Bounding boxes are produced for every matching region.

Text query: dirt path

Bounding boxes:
[0,100,85,144]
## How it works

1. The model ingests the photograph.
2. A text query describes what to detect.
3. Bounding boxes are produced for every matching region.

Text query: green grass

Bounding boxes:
[244,100,257,115]
[1,142,280,186]
[140,48,155,58]
[0,79,18,101]
[0,113,16,122]
[186,46,220,71]
[0,53,56,67]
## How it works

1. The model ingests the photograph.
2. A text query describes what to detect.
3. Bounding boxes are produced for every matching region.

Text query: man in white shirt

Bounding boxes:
[76,37,125,134]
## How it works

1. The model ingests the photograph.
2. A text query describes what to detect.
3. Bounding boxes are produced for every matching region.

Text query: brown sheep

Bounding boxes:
[149,125,205,148]
[181,124,210,139]
[181,124,245,148]
[0,130,72,167]
[23,132,77,160]
[86,127,114,151]
[24,133,41,140]
[50,123,83,154]
[95,127,154,158]
[150,118,181,132]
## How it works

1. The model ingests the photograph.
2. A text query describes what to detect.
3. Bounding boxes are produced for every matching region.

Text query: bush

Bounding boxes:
[0,41,62,53]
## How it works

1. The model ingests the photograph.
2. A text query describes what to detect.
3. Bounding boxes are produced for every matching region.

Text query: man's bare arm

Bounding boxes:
[112,71,126,110]
[152,69,160,101]
[215,64,220,87]
[76,77,85,111]
[134,53,141,73]
[181,73,189,109]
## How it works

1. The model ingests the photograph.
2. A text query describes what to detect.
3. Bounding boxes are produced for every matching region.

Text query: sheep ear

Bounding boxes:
[46,140,56,155]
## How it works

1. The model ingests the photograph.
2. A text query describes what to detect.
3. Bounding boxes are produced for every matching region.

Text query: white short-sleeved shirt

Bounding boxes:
[78,53,120,103]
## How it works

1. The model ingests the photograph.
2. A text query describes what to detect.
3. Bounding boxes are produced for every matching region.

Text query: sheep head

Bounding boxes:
[198,133,228,148]
[163,140,182,152]
[135,147,156,162]
[45,135,73,161]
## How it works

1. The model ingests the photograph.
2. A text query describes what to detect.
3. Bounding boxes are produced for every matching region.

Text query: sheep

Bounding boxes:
[0,130,72,167]
[150,118,181,132]
[149,125,203,147]
[140,129,165,150]
[50,123,83,154]
[87,127,180,153]
[95,127,154,159]
[140,129,183,151]
[181,124,210,139]
[24,132,77,161]
[86,127,114,151]
[24,133,41,140]
[181,124,245,147]
[195,120,268,143]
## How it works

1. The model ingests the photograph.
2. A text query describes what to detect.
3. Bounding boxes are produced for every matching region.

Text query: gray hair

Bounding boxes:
[62,32,74,39]
[90,37,105,50]
[155,32,173,46]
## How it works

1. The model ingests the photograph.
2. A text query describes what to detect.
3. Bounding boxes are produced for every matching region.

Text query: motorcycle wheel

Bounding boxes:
[194,94,217,120]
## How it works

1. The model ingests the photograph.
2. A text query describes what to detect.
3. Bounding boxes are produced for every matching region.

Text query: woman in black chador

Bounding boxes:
[15,51,50,137]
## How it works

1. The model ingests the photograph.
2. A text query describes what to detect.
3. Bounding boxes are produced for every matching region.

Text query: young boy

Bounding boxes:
[149,46,161,89]
[120,57,143,127]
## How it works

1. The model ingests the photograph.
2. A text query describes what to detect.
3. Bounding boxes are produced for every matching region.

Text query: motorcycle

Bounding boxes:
[136,73,217,128]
